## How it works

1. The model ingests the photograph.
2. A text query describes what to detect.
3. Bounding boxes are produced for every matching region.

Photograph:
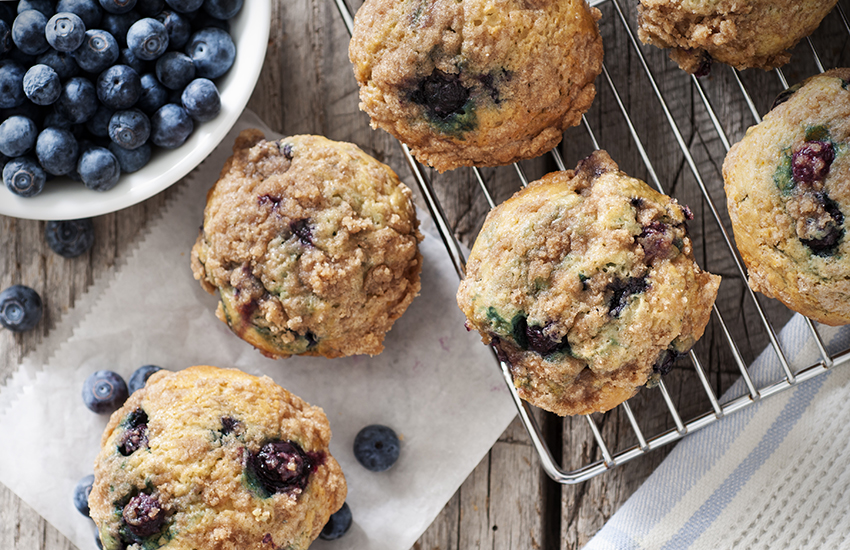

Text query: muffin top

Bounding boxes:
[349,0,603,171]
[89,365,347,550]
[191,129,423,358]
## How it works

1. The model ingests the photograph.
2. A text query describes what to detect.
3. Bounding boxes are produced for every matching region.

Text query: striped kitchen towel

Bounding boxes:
[585,315,850,550]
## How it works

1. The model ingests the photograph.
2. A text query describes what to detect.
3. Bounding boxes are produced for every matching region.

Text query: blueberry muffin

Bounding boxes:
[456,151,721,416]
[89,365,347,550]
[348,0,603,172]
[638,0,838,74]
[723,69,850,325]
[191,129,423,358]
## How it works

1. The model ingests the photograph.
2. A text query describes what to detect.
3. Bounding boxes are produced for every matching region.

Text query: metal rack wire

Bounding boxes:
[333,0,850,484]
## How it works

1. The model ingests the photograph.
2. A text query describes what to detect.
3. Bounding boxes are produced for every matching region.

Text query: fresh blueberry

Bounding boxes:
[109,141,150,172]
[123,493,165,538]
[0,20,12,56]
[150,103,192,148]
[3,156,45,197]
[36,49,80,79]
[72,474,95,517]
[0,285,43,332]
[23,64,61,105]
[56,76,98,123]
[127,364,162,394]
[165,0,204,13]
[17,0,54,17]
[155,51,194,90]
[36,127,79,175]
[12,10,50,55]
[203,0,242,20]
[45,219,95,257]
[126,17,168,60]
[99,0,137,15]
[136,0,165,17]
[73,29,119,73]
[155,9,190,50]
[82,370,128,413]
[0,60,27,109]
[319,502,352,540]
[410,69,469,119]
[56,0,103,29]
[96,64,141,109]
[85,104,114,137]
[100,10,141,47]
[45,12,86,52]
[185,27,235,79]
[248,440,316,495]
[117,47,147,74]
[136,72,167,113]
[44,108,74,129]
[353,424,400,472]
[108,108,150,149]
[0,116,37,157]
[77,146,121,191]
[181,77,219,121]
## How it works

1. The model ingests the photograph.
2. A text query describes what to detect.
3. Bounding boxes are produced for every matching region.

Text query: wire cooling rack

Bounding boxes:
[333,0,850,484]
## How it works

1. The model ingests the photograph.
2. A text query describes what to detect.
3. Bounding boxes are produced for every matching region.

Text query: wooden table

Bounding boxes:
[3,1,850,548]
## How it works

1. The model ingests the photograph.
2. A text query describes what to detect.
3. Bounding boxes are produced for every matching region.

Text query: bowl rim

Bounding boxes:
[0,0,272,221]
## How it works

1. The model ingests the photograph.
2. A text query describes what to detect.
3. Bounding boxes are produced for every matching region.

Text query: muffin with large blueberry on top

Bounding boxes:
[723,68,850,325]
[637,0,838,74]
[89,365,347,550]
[457,150,721,416]
[191,129,423,358]
[348,0,603,172]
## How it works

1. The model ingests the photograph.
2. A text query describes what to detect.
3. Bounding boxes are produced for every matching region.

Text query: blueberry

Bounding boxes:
[127,364,162,394]
[410,69,470,119]
[289,218,313,246]
[150,103,192,148]
[36,49,80,79]
[36,127,79,175]
[118,408,149,455]
[155,9,190,50]
[165,0,204,13]
[606,276,649,318]
[0,20,12,56]
[248,440,316,495]
[45,12,86,52]
[0,60,27,109]
[56,76,98,123]
[73,474,95,517]
[45,219,95,257]
[73,29,119,73]
[524,323,570,357]
[792,141,835,186]
[12,10,50,55]
[185,27,235,79]
[136,72,167,113]
[126,17,168,60]
[353,424,400,472]
[109,141,150,172]
[56,0,103,29]
[96,64,141,109]
[0,116,37,157]
[123,493,165,538]
[653,348,677,376]
[319,502,352,540]
[117,46,147,74]
[3,156,45,197]
[17,0,54,17]
[0,285,43,332]
[82,370,128,413]
[181,77,219,121]
[100,10,141,47]
[203,0,243,20]
[135,0,165,17]
[99,0,137,15]
[78,146,121,191]
[44,108,74,129]
[23,64,61,105]
[108,109,150,149]
[155,51,194,90]
[86,104,115,137]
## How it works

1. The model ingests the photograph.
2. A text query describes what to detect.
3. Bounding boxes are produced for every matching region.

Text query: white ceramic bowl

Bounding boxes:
[0,0,271,221]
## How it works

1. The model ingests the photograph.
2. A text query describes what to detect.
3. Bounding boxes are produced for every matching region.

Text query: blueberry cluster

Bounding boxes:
[0,0,239,197]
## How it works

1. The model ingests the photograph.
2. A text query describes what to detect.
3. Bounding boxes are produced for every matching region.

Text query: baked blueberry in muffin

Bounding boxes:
[723,68,850,325]
[457,150,721,415]
[89,365,347,550]
[191,129,423,358]
[348,0,603,172]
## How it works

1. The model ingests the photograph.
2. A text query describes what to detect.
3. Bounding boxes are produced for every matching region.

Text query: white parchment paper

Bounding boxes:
[0,110,517,550]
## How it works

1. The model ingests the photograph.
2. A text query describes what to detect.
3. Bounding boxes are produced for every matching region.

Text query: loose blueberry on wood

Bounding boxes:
[82,370,128,413]
[73,473,95,517]
[0,284,42,332]
[353,424,400,472]
[319,501,352,540]
[45,218,95,258]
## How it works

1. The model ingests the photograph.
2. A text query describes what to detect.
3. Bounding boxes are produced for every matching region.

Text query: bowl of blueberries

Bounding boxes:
[0,0,271,220]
